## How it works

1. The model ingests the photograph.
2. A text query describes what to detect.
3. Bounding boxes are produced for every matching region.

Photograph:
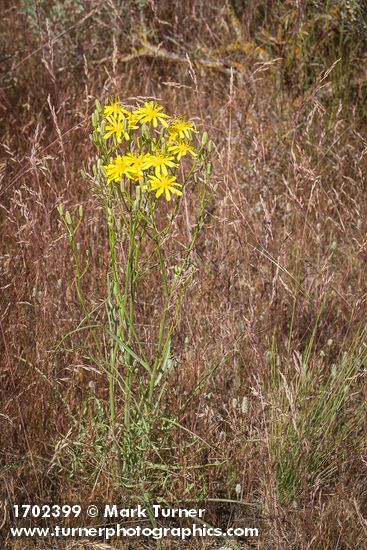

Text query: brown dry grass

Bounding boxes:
[1,1,367,548]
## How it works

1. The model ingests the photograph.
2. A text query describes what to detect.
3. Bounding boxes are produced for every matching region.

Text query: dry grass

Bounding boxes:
[1,1,367,548]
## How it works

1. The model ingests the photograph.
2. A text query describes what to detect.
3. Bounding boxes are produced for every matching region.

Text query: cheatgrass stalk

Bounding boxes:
[58,97,214,481]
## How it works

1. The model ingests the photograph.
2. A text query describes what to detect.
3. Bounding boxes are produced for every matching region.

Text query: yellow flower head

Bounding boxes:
[103,112,130,143]
[134,101,170,128]
[125,153,153,181]
[167,130,179,144]
[104,155,133,184]
[127,112,140,130]
[169,118,197,139]
[149,174,182,201]
[150,151,177,176]
[168,140,197,160]
[103,97,129,118]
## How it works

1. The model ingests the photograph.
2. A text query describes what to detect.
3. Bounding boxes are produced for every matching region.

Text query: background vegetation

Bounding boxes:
[1,0,366,548]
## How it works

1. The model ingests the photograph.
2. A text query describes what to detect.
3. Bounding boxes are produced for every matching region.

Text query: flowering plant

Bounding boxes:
[58,97,213,481]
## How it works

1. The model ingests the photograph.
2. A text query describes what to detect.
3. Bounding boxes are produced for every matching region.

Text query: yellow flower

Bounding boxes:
[125,153,153,181]
[103,97,129,118]
[127,112,140,130]
[168,141,197,160]
[150,151,177,176]
[169,118,197,139]
[134,101,170,127]
[103,112,129,143]
[167,130,179,144]
[148,174,182,201]
[104,155,133,184]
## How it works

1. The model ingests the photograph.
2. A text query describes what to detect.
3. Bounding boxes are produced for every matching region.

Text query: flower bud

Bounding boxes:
[91,111,98,127]
[142,124,150,140]
[201,131,208,145]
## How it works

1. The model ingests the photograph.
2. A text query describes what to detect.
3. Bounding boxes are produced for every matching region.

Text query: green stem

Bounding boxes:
[148,200,170,403]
